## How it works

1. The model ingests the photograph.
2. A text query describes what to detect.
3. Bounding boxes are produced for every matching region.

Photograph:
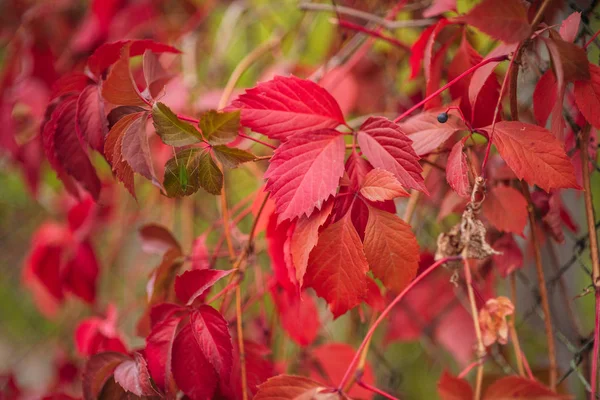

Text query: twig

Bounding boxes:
[520,180,558,389]
[509,274,526,377]
[356,379,400,400]
[336,256,463,392]
[333,19,410,51]
[238,133,276,150]
[463,258,485,400]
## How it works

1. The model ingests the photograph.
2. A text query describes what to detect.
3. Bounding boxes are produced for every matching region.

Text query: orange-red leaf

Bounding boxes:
[438,371,473,400]
[446,140,471,198]
[574,63,600,129]
[254,375,336,400]
[400,111,467,156]
[360,168,408,201]
[102,46,148,107]
[483,185,528,236]
[483,376,571,399]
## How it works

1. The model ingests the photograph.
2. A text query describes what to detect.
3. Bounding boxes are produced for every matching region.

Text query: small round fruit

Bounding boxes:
[437,112,449,123]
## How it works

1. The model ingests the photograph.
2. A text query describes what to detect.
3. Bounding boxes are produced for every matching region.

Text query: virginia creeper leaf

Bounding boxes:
[264,129,345,223]
[492,234,523,277]
[163,148,223,197]
[360,168,408,201]
[533,71,557,126]
[102,45,148,107]
[271,289,320,347]
[446,140,471,198]
[363,206,420,293]
[213,145,256,169]
[488,121,580,191]
[482,185,528,236]
[232,75,345,140]
[357,116,426,192]
[400,111,467,156]
[121,111,158,184]
[83,352,129,400]
[304,213,369,318]
[254,375,334,400]
[174,269,234,305]
[143,50,171,99]
[151,102,202,146]
[113,353,158,397]
[437,371,473,400]
[484,376,570,399]
[108,105,146,129]
[146,314,182,395]
[189,305,233,380]
[559,12,581,43]
[76,84,107,153]
[198,109,240,145]
[574,63,600,129]
[138,224,181,255]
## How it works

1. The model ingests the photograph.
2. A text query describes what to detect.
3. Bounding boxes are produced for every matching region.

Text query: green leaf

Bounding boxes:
[213,146,256,169]
[164,148,223,196]
[152,102,202,146]
[198,109,240,145]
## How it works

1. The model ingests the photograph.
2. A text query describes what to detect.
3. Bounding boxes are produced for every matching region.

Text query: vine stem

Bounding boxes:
[333,19,410,51]
[520,180,557,389]
[580,124,600,398]
[356,379,400,400]
[463,258,485,400]
[393,55,509,123]
[336,256,462,392]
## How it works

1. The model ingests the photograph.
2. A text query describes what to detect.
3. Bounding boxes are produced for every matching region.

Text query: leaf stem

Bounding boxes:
[238,133,276,150]
[336,256,462,392]
[393,55,509,123]
[356,379,400,400]
[463,258,485,400]
[520,180,557,389]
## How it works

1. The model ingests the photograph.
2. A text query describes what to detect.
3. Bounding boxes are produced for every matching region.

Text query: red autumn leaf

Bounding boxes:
[62,240,100,303]
[424,20,454,110]
[559,12,581,43]
[228,340,277,399]
[191,234,211,270]
[102,46,148,107]
[470,69,502,129]
[189,305,233,381]
[145,313,182,395]
[175,269,234,305]
[289,200,334,288]
[75,305,127,357]
[304,212,369,318]
[533,71,557,126]
[51,73,94,99]
[138,224,181,255]
[143,50,172,99]
[171,323,219,400]
[364,277,385,311]
[409,24,436,79]
[574,63,600,129]
[82,352,129,400]
[448,34,482,122]
[232,75,346,140]
[492,234,523,277]
[272,288,320,347]
[483,376,569,399]
[360,168,408,201]
[363,205,419,293]
[113,353,158,397]
[446,140,471,198]
[309,343,375,399]
[357,116,426,192]
[483,185,528,236]
[76,84,107,153]
[254,375,334,400]
[400,111,466,156]
[423,0,456,18]
[487,121,580,191]
[545,34,590,83]
[88,39,180,77]
[469,44,516,107]
[266,214,298,293]
[264,129,345,223]
[453,0,530,44]
[437,371,473,400]
[120,111,159,186]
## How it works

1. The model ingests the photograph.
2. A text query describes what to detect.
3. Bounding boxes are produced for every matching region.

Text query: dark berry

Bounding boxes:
[437,112,448,123]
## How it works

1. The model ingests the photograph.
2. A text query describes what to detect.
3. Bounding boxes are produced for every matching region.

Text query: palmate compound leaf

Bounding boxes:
[359,168,409,202]
[152,102,202,146]
[264,129,345,223]
[357,116,427,192]
[231,75,346,140]
[198,109,241,145]
[254,375,342,400]
[363,205,420,293]
[163,147,223,197]
[453,0,530,44]
[304,212,369,318]
[487,121,580,192]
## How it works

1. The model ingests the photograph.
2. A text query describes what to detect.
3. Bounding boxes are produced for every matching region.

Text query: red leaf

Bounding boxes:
[232,75,345,140]
[191,234,211,270]
[82,352,129,400]
[483,185,528,236]
[360,168,408,201]
[488,121,580,191]
[469,44,517,107]
[171,324,218,400]
[409,24,436,79]
[559,12,581,43]
[62,241,100,303]
[453,0,530,43]
[175,269,234,305]
[113,353,158,397]
[289,200,334,288]
[574,63,600,129]
[484,376,569,399]
[424,20,454,109]
[492,234,523,277]
[363,205,419,293]
[51,73,94,99]
[446,140,471,198]
[138,224,181,255]
[304,212,368,318]
[145,314,182,395]
[364,277,385,311]
[76,84,107,153]
[190,305,233,381]
[229,341,277,398]
[470,69,501,129]
[448,34,482,121]
[309,343,375,399]
[357,116,426,193]
[143,50,172,99]
[88,39,180,77]
[266,214,298,293]
[400,111,466,156]
[533,71,557,126]
[102,45,148,107]
[438,371,473,400]
[423,0,456,18]
[272,289,320,346]
[121,111,158,184]
[264,129,345,223]
[254,375,333,400]
[75,305,126,357]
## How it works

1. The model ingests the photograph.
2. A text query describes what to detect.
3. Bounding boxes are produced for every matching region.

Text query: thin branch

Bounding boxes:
[356,379,400,400]
[464,258,485,400]
[333,19,410,51]
[509,274,526,377]
[238,133,276,149]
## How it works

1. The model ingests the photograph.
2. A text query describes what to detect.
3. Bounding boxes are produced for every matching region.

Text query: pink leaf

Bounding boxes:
[121,111,158,184]
[360,168,409,201]
[76,84,107,153]
[113,353,158,396]
[264,129,345,223]
[488,121,580,191]
[232,75,346,140]
[446,140,471,198]
[304,213,368,318]
[400,111,466,156]
[357,116,427,193]
[559,12,581,42]
[175,269,234,305]
[266,214,297,293]
[82,352,129,400]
